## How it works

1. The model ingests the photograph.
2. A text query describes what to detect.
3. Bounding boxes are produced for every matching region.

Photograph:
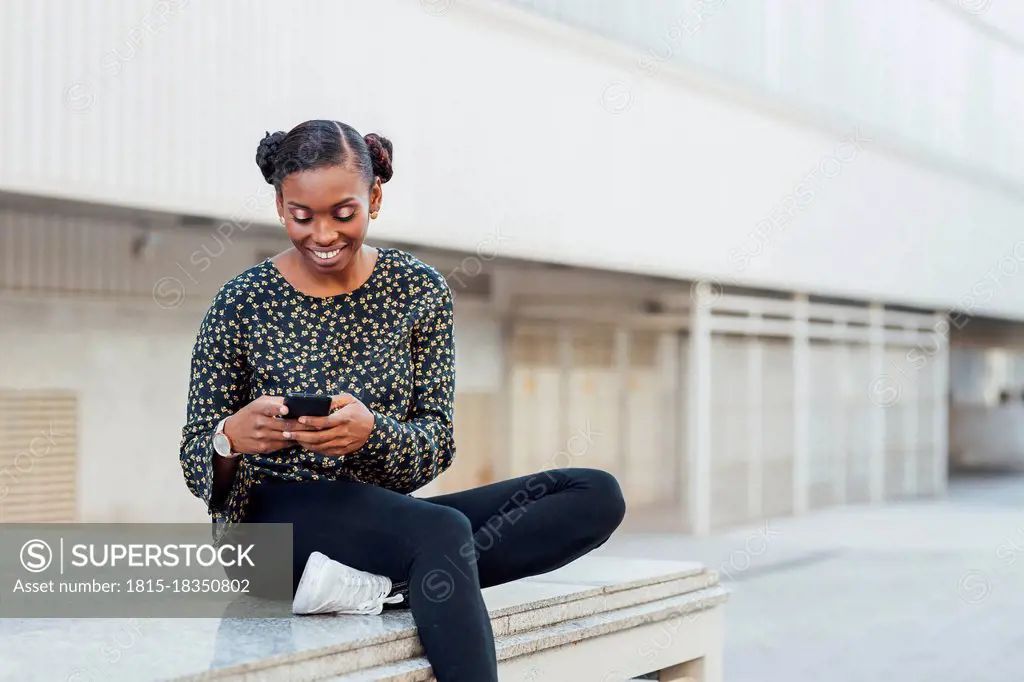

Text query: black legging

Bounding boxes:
[242,467,626,682]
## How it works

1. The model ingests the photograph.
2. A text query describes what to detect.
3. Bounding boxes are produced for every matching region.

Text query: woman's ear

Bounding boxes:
[276,193,284,221]
[369,178,383,214]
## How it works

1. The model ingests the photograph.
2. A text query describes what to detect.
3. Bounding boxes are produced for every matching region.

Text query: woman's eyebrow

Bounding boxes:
[286,199,358,210]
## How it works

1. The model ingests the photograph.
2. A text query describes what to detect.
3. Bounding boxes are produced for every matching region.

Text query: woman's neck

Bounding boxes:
[276,245,379,297]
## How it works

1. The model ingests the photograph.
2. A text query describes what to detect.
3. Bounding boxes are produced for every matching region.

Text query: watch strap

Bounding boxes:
[213,417,239,458]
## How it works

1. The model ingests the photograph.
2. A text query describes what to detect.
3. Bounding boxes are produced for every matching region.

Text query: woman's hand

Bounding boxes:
[222,395,309,455]
[283,393,375,457]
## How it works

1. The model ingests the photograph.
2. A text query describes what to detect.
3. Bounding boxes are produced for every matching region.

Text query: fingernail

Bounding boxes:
[298,417,307,425]
[282,432,291,438]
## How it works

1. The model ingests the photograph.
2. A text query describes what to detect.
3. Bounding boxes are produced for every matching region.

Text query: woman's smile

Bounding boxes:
[308,244,347,267]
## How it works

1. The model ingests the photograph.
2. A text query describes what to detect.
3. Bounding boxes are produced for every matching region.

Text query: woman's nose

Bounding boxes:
[310,218,340,245]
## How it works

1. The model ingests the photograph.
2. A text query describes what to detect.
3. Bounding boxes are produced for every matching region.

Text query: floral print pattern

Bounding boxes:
[179,248,456,528]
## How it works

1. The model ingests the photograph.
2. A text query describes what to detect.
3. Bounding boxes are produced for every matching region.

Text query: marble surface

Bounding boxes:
[522,557,706,591]
[496,574,717,637]
[322,586,730,682]
[0,556,721,682]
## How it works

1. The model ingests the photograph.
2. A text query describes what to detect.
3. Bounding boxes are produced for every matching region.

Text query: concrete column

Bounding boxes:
[614,327,631,486]
[747,313,764,520]
[868,303,887,504]
[792,294,810,515]
[688,297,712,535]
[496,316,515,483]
[834,319,849,506]
[659,331,682,505]
[492,266,514,483]
[933,313,950,495]
[903,323,919,497]
[557,324,573,446]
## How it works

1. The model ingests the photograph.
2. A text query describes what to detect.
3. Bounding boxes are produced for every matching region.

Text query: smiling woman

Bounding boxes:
[255,120,393,294]
[178,119,626,682]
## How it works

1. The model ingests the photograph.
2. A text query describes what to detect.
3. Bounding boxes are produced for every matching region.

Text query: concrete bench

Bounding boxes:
[0,557,728,681]
[202,556,729,681]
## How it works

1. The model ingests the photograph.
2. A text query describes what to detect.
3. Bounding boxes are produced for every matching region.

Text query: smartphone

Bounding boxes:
[283,392,332,418]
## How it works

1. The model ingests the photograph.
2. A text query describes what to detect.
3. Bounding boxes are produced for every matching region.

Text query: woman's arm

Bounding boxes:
[353,281,456,493]
[179,286,251,514]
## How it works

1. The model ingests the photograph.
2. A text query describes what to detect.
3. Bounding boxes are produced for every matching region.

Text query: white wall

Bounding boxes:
[3,0,1024,318]
[0,295,210,523]
[454,310,503,393]
[950,405,1024,470]
[501,0,1024,186]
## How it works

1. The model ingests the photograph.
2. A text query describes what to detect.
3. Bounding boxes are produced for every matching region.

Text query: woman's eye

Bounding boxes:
[334,211,356,222]
[291,214,312,224]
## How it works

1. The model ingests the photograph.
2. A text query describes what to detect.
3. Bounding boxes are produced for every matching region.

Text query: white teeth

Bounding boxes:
[313,248,342,260]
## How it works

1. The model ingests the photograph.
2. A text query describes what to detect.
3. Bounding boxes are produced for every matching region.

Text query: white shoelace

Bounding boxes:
[292,551,405,616]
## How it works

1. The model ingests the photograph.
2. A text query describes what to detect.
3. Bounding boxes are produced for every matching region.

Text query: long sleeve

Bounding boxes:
[353,281,456,492]
[179,285,251,516]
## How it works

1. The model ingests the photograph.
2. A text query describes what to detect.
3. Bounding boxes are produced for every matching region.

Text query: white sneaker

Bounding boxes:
[292,551,405,616]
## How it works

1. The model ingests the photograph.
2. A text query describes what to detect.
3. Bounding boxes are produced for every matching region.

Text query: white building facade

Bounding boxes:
[1,0,1022,533]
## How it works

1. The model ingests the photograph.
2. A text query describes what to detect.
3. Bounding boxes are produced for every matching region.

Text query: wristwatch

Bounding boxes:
[212,417,240,459]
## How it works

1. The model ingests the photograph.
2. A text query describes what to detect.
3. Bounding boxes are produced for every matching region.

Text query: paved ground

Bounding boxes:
[4,475,1020,681]
[598,474,1024,682]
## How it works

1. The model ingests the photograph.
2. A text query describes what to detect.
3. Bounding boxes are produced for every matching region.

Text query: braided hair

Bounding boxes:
[255,119,393,191]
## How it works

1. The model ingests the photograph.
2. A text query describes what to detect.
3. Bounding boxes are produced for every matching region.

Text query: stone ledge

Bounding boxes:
[178,559,726,681]
[0,557,728,682]
[323,588,730,682]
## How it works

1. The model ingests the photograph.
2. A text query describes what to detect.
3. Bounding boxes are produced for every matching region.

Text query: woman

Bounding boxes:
[179,119,626,681]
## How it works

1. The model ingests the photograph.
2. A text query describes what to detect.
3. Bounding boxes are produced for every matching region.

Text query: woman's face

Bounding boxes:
[276,164,382,274]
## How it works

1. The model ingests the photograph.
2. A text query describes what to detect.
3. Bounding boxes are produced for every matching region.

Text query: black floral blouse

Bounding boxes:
[179,247,456,527]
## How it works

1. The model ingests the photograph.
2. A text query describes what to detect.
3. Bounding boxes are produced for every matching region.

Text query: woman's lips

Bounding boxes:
[308,244,347,266]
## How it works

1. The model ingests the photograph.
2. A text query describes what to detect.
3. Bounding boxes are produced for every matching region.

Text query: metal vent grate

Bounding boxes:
[0,390,78,522]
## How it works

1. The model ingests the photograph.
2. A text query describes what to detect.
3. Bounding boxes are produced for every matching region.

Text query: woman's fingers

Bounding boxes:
[285,426,339,446]
[294,415,332,430]
[263,417,319,433]
[330,393,357,411]
[284,430,360,456]
[256,415,289,432]
[295,409,352,430]
[259,397,288,418]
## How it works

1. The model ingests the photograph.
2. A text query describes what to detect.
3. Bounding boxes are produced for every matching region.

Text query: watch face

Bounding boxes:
[212,432,232,457]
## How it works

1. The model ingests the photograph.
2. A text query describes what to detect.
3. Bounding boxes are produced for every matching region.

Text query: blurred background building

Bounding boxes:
[2,0,1024,536]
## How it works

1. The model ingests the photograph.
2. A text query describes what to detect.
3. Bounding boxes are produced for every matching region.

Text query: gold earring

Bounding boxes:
[370,211,379,220]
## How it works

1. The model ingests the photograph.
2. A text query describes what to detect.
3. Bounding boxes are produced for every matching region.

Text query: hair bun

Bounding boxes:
[364,133,394,184]
[255,130,287,184]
